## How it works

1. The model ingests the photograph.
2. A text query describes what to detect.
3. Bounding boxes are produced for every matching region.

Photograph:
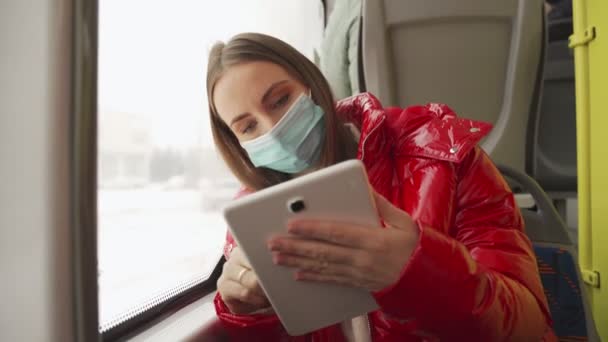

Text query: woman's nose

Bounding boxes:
[257,112,283,133]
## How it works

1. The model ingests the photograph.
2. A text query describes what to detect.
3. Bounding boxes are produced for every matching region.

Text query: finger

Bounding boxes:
[272,252,360,278]
[224,296,267,315]
[239,268,266,298]
[286,220,374,248]
[267,236,358,264]
[229,247,253,269]
[220,279,269,307]
[222,257,245,282]
[294,270,362,288]
[223,258,266,299]
[226,264,264,295]
[372,191,413,231]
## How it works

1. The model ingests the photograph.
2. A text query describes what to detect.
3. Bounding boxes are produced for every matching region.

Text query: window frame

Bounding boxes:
[71,0,101,340]
[100,259,224,341]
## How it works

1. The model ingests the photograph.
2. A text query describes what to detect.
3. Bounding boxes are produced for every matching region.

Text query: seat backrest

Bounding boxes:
[530,40,577,193]
[498,165,599,340]
[534,244,592,340]
[548,17,573,42]
[361,0,544,172]
[499,164,573,245]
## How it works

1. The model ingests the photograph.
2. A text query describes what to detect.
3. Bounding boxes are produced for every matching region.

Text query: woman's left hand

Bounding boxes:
[267,191,420,292]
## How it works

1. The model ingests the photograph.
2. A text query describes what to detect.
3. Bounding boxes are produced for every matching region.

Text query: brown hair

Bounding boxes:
[206,33,356,190]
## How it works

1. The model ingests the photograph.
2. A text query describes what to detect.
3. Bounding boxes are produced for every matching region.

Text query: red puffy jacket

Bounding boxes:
[214,93,555,341]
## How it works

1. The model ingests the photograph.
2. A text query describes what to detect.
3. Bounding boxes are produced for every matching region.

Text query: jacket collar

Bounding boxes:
[335,92,390,167]
[335,93,492,165]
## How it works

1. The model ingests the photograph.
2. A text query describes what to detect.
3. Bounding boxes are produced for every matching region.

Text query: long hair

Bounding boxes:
[206,33,355,190]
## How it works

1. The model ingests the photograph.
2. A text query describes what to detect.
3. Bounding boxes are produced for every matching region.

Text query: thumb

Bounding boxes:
[372,191,414,231]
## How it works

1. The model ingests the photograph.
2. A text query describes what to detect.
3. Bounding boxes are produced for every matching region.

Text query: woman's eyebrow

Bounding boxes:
[261,80,289,104]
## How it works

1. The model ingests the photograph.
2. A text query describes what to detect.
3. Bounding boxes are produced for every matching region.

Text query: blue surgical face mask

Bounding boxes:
[240,92,326,174]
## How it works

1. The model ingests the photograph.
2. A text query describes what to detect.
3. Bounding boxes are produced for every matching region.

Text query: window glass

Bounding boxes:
[97,0,324,331]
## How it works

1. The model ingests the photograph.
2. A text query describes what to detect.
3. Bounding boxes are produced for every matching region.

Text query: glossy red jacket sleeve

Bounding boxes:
[372,147,555,341]
[213,291,295,341]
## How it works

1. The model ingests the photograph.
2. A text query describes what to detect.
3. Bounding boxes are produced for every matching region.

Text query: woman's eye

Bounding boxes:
[271,95,289,110]
[241,121,257,135]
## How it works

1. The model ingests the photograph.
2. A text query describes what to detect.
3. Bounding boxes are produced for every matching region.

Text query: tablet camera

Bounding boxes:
[288,198,306,213]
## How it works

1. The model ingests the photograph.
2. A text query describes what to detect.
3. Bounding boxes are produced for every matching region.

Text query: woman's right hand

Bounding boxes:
[217,246,272,315]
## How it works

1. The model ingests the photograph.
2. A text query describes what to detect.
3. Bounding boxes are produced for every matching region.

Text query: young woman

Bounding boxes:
[206,33,555,341]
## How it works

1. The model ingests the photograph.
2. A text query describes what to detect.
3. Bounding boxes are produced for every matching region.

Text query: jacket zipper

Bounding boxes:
[359,116,386,163]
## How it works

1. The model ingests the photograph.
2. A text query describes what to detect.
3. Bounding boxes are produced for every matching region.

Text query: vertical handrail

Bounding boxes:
[569,0,594,287]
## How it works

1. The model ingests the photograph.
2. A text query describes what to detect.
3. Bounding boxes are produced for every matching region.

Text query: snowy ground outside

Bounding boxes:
[97,187,228,327]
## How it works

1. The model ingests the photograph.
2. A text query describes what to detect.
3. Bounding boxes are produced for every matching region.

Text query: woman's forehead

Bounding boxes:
[216,61,292,95]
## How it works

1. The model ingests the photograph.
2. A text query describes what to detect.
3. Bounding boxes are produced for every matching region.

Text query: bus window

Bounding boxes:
[97,0,324,334]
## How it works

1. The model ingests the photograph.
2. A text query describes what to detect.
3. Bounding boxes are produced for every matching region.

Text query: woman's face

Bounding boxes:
[213,61,308,142]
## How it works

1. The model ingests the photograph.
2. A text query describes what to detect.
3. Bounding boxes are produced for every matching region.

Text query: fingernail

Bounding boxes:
[266,239,277,250]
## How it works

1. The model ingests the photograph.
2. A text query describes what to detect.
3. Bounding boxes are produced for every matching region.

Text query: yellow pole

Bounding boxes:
[571,0,593,287]
[571,0,608,336]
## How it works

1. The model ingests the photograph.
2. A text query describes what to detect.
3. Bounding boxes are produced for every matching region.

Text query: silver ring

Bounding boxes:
[237,267,250,283]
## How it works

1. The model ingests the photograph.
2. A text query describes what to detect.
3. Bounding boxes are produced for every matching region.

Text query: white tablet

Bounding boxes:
[222,159,380,336]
